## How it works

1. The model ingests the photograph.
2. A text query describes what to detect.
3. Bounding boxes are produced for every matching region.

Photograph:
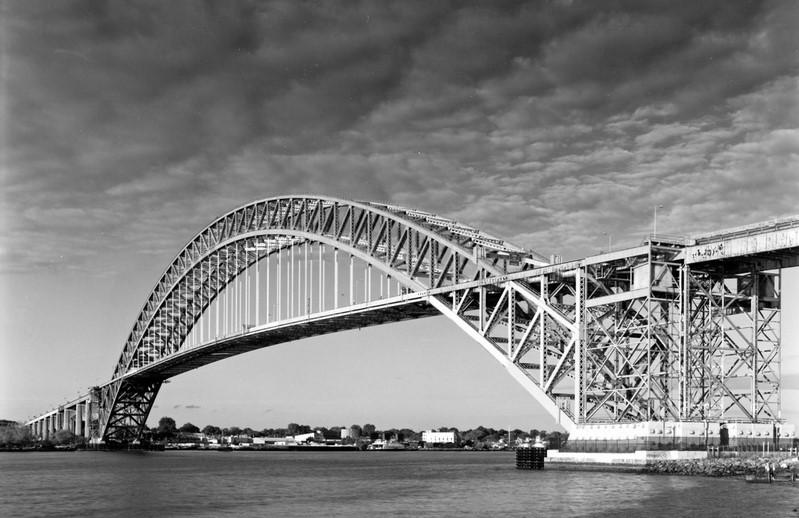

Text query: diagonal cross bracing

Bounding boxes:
[94,196,558,442]
[26,197,798,444]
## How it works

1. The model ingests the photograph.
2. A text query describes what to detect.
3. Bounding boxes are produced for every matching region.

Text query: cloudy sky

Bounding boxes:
[2,1,798,431]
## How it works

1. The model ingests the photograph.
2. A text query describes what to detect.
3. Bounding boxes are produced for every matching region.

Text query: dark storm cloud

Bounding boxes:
[2,0,798,272]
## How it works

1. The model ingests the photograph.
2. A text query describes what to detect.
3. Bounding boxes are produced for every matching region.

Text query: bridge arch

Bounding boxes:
[30,205,795,445]
[97,195,568,442]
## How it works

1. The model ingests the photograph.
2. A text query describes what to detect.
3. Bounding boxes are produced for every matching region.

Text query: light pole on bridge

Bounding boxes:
[602,232,612,253]
[653,204,664,237]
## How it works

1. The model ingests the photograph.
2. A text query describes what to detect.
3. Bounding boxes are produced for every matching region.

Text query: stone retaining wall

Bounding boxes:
[546,449,799,478]
[643,455,799,477]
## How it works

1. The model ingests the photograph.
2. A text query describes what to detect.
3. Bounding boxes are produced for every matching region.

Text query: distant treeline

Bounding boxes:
[148,417,568,448]
[0,420,86,449]
[0,417,568,449]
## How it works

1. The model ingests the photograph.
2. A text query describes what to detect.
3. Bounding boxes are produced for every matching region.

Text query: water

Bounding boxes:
[1,450,797,517]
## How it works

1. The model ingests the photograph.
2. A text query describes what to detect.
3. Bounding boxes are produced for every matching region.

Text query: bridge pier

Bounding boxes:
[547,421,797,464]
[27,399,94,442]
[75,403,83,437]
[76,401,90,438]
[84,400,93,440]
[65,408,76,435]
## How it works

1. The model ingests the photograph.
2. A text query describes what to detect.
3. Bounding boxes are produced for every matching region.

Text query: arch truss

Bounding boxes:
[26,197,796,444]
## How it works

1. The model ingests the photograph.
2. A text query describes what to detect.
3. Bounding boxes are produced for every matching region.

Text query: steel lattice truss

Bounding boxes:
[27,196,796,444]
[682,266,781,421]
[96,196,553,441]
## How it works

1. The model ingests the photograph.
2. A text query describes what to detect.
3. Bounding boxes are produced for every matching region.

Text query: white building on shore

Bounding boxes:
[422,430,457,445]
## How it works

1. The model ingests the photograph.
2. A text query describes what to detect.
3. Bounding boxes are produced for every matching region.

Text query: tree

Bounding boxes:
[202,425,222,437]
[0,422,34,449]
[157,417,177,439]
[263,427,287,437]
[400,428,419,442]
[548,431,568,449]
[362,423,376,437]
[483,431,500,443]
[179,422,200,434]
[53,429,77,446]
[349,424,362,438]
[287,423,310,436]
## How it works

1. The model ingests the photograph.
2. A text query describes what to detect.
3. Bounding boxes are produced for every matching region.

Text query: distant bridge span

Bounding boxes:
[28,196,799,446]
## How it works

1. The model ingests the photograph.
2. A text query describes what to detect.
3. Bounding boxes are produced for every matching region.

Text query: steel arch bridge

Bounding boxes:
[28,196,799,446]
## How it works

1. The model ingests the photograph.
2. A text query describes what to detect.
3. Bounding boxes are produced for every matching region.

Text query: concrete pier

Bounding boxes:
[26,395,94,442]
[546,449,708,466]
[75,403,83,437]
[562,421,797,454]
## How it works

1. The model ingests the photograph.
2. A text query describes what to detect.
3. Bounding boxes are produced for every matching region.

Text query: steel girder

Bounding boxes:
[681,265,781,422]
[99,379,161,443]
[444,243,695,428]
[96,195,551,442]
[52,198,790,443]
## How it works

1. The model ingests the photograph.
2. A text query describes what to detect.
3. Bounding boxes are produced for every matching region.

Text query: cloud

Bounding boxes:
[170,403,199,410]
[2,0,798,273]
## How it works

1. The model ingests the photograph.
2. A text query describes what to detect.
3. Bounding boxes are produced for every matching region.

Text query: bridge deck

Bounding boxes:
[691,214,799,243]
[681,217,799,267]
[123,297,439,383]
[26,200,799,442]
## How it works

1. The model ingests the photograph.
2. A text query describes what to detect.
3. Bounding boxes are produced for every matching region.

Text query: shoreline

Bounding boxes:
[6,447,798,482]
[641,455,798,478]
[544,454,799,479]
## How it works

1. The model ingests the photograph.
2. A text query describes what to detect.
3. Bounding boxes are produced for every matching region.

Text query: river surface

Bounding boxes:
[1,450,797,517]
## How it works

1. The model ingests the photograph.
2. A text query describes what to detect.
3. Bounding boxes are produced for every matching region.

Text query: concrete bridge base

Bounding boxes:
[546,449,708,466]
[564,421,796,453]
